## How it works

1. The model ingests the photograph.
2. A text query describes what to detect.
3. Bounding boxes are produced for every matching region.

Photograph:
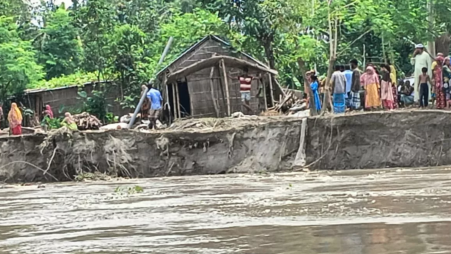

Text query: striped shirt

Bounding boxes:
[239,76,252,92]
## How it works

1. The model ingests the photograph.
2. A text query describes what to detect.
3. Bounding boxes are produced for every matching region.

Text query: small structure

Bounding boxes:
[24,81,127,119]
[157,35,284,119]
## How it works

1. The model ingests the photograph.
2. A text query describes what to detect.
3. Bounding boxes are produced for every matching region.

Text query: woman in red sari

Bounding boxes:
[8,103,22,135]
[43,104,54,119]
[433,56,445,109]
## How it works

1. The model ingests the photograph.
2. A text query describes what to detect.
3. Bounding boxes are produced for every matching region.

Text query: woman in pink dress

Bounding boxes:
[434,56,445,109]
[380,64,394,109]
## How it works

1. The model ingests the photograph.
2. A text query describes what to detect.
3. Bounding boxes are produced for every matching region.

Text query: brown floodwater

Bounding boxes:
[2,168,451,253]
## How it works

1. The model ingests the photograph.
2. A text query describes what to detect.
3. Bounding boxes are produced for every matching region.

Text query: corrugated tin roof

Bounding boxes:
[156,35,269,77]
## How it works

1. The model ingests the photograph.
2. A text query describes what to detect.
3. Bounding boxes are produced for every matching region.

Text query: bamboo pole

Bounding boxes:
[172,83,177,120]
[218,65,227,117]
[268,73,275,106]
[175,82,181,119]
[220,59,231,116]
[209,67,220,118]
[261,78,267,111]
[128,37,173,129]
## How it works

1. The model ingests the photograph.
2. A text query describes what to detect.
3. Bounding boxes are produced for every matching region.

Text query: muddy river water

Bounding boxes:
[2,168,451,253]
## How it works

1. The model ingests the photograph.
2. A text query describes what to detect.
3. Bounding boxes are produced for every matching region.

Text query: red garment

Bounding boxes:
[382,100,394,110]
[11,124,22,135]
[434,58,445,109]
[239,76,252,91]
[45,105,54,118]
[436,89,446,109]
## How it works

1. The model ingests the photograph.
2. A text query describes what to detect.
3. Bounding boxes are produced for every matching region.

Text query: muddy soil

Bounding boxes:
[0,116,303,182]
[1,167,451,253]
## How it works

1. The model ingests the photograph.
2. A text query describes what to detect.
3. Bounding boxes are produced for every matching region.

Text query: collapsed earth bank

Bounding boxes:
[1,111,450,182]
[0,117,302,182]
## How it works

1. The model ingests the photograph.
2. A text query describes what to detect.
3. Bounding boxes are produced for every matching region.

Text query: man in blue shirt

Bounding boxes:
[343,64,353,108]
[146,82,163,130]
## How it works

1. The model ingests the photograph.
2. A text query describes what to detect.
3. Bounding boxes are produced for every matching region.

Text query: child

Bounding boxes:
[418,67,432,108]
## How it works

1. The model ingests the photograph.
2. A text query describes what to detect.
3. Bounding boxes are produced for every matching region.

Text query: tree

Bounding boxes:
[106,24,147,98]
[0,16,43,102]
[72,0,117,79]
[35,7,83,79]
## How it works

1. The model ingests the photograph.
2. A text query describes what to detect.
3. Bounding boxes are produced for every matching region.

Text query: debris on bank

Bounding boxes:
[262,89,309,117]
[73,112,102,130]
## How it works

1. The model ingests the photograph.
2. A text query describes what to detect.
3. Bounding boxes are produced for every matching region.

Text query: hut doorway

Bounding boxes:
[177,81,191,117]
[169,81,192,118]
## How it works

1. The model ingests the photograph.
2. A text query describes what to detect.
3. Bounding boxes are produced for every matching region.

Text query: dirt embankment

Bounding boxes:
[306,110,451,169]
[4,110,450,183]
[0,116,303,182]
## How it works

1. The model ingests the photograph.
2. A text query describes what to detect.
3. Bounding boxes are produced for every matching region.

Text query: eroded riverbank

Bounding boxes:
[3,110,451,183]
[2,167,451,253]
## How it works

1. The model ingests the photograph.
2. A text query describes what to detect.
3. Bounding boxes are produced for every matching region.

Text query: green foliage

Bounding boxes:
[78,90,110,121]
[33,72,98,89]
[118,95,136,109]
[146,8,230,76]
[105,112,118,124]
[41,116,62,130]
[1,0,451,97]
[35,7,83,79]
[0,16,43,102]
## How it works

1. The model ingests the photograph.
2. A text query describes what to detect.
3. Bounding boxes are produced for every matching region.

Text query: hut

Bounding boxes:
[24,81,127,120]
[157,35,284,119]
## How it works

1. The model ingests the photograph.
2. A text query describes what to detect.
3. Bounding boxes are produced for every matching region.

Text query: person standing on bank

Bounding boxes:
[146,82,163,130]
[8,103,22,135]
[140,84,151,119]
[43,105,54,119]
[350,59,361,109]
[418,67,432,108]
[360,66,381,110]
[380,64,395,110]
[344,64,353,108]
[231,67,258,114]
[443,57,451,108]
[310,75,322,114]
[411,44,432,102]
[432,56,445,109]
[330,65,347,113]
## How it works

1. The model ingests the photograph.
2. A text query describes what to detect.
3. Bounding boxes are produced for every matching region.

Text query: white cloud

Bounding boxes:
[29,0,72,7]
[54,0,72,6]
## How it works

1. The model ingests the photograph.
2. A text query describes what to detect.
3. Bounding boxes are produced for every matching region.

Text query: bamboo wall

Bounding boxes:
[26,82,128,119]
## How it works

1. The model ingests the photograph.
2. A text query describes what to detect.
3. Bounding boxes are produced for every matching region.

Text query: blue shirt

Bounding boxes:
[344,70,353,93]
[147,88,162,110]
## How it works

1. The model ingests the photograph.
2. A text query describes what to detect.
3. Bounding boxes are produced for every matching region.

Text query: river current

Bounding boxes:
[1,168,451,253]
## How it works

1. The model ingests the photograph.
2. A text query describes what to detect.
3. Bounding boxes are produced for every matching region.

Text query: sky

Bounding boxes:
[29,0,73,26]
[55,0,72,6]
[30,0,73,8]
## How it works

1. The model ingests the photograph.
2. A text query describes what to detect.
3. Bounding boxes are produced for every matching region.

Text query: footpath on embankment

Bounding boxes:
[1,110,450,183]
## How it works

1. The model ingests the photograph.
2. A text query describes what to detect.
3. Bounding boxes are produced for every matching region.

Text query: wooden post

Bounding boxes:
[261,78,267,111]
[268,73,275,107]
[172,83,177,120]
[218,66,227,117]
[175,82,181,119]
[220,59,231,116]
[209,67,220,118]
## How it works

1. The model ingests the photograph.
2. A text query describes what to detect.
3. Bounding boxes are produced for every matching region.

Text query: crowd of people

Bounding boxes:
[307,44,451,114]
[0,103,78,136]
